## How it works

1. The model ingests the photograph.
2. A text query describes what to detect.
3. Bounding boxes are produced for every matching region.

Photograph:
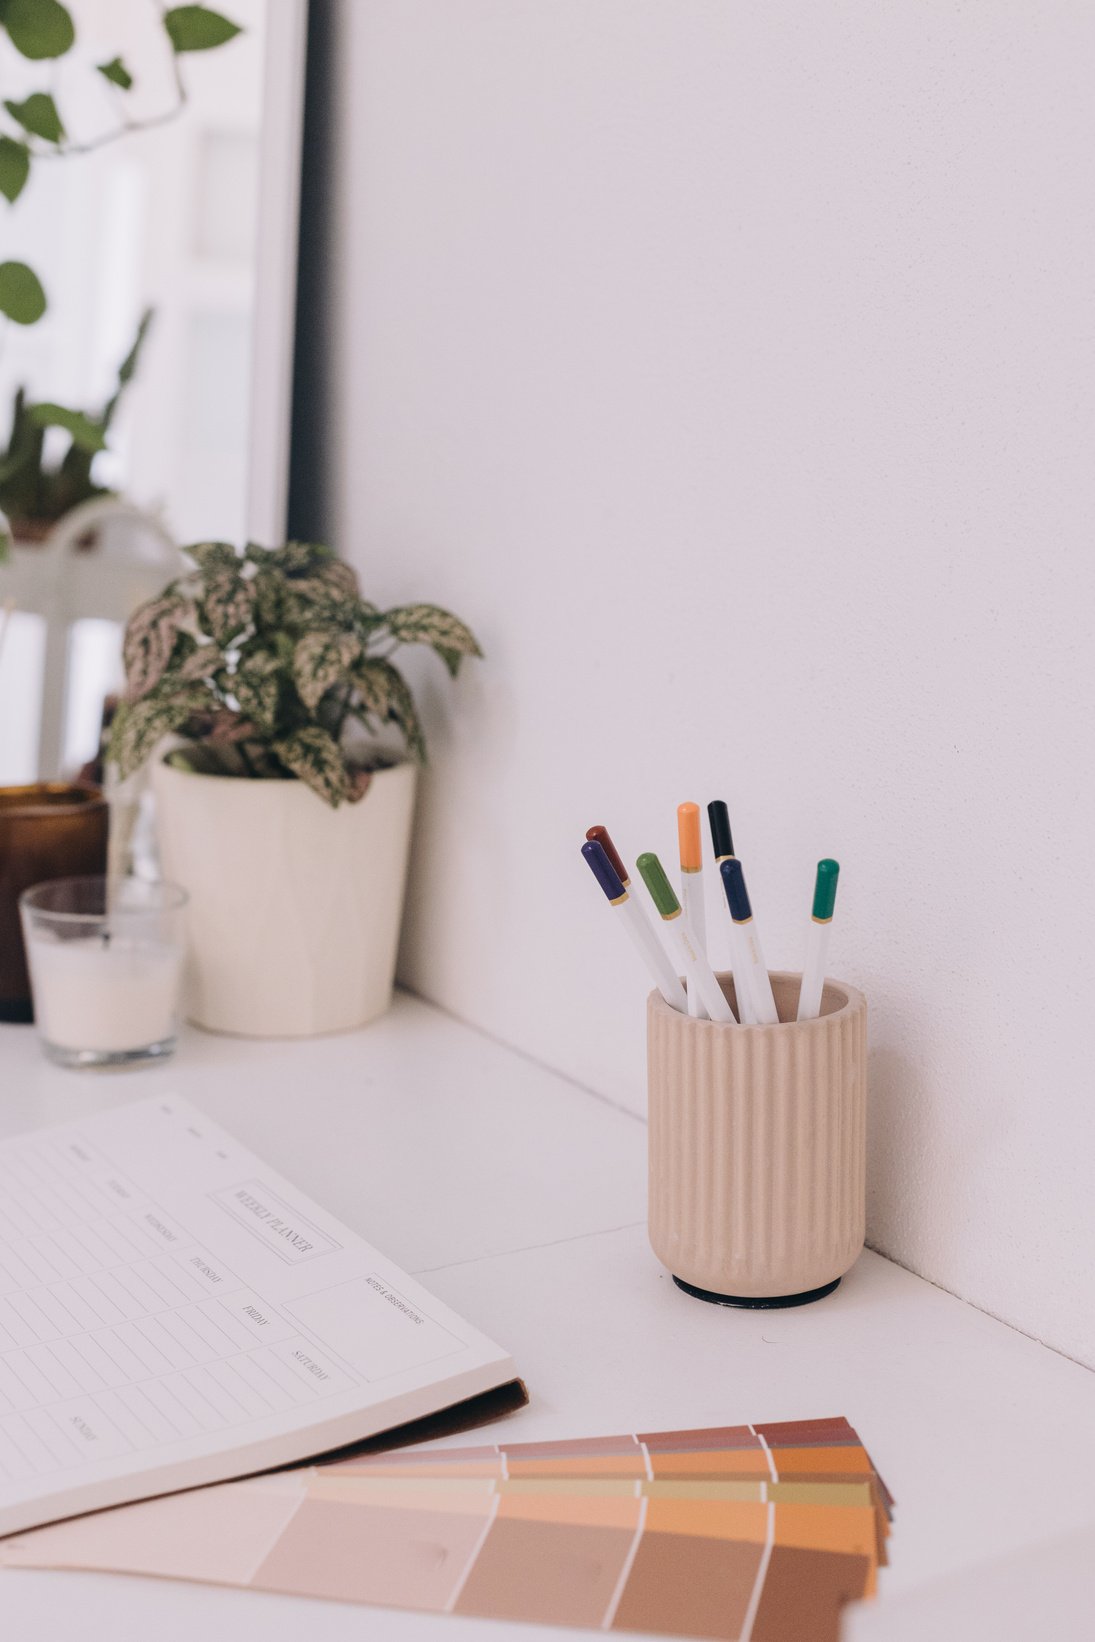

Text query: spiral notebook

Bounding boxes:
[0,1096,522,1538]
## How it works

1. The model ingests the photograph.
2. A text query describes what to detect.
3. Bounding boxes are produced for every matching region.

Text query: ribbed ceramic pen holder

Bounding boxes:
[648,971,867,1308]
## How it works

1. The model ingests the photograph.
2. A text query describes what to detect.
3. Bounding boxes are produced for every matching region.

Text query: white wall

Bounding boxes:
[322,2,1095,1365]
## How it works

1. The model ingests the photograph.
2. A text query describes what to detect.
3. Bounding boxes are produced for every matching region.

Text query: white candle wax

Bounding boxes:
[27,934,184,1052]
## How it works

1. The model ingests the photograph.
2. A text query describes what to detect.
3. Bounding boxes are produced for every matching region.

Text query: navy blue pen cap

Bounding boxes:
[582,839,626,901]
[720,857,752,921]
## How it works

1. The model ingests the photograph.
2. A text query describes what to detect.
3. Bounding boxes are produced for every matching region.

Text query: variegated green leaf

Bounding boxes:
[386,667,426,761]
[122,592,191,701]
[319,559,361,598]
[186,540,239,574]
[383,603,482,659]
[278,540,331,576]
[252,568,284,630]
[271,726,350,807]
[353,658,397,719]
[283,588,348,628]
[108,686,211,780]
[201,569,253,645]
[356,657,426,760]
[174,643,221,683]
[434,645,465,678]
[293,629,361,710]
[233,648,281,727]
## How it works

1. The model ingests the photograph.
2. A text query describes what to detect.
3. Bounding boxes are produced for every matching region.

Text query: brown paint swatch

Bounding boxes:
[454,1516,636,1626]
[751,1545,874,1642]
[612,1532,764,1638]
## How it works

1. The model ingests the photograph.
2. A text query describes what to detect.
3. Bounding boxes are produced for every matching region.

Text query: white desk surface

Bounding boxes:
[2,992,1093,1641]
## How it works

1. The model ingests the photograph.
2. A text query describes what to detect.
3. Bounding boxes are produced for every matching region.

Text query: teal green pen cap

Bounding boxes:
[636,852,680,918]
[812,859,840,921]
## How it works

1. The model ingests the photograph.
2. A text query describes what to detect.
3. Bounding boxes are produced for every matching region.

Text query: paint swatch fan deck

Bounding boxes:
[1,1417,894,1641]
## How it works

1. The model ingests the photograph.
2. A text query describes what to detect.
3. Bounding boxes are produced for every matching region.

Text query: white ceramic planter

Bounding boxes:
[151,758,416,1037]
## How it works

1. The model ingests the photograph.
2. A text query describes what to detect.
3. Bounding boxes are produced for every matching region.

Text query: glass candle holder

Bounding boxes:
[0,784,109,1022]
[19,877,188,1068]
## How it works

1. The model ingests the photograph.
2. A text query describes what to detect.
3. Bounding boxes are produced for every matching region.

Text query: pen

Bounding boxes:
[677,803,707,966]
[706,799,734,865]
[581,841,689,1012]
[585,824,631,887]
[796,859,840,1021]
[706,799,756,1023]
[636,852,737,1023]
[718,858,779,1025]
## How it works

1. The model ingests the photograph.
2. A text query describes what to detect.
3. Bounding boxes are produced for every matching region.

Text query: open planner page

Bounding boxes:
[0,1096,518,1537]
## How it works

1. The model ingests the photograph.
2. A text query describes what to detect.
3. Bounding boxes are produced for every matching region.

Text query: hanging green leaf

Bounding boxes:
[96,56,133,90]
[1,0,75,61]
[114,308,153,388]
[0,137,30,204]
[100,308,154,431]
[27,404,106,452]
[163,5,241,52]
[0,261,46,325]
[3,93,65,144]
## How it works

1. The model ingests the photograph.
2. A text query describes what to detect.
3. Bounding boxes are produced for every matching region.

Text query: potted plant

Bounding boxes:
[0,312,153,553]
[109,540,482,1037]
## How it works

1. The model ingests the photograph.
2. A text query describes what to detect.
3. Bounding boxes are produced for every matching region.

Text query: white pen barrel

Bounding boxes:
[673,917,736,1024]
[619,895,688,1012]
[682,894,705,1018]
[727,917,758,1024]
[680,871,706,959]
[796,919,831,1021]
[741,921,779,1025]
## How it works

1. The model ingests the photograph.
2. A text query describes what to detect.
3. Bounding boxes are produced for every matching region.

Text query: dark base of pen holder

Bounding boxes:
[672,1275,841,1310]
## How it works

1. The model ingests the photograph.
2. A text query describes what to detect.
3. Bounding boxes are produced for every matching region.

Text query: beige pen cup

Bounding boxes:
[648,971,866,1308]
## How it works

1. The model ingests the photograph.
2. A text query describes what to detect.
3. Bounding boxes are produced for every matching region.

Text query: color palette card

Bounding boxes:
[0,1416,892,1640]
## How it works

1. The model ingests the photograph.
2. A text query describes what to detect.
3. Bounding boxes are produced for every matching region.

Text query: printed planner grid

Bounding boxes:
[0,1129,358,1490]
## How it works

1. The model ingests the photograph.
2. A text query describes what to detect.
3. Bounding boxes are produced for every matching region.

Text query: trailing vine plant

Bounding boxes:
[0,3,241,328]
[0,4,241,551]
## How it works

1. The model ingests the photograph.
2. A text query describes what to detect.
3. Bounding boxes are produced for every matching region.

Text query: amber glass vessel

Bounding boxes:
[0,784,109,1022]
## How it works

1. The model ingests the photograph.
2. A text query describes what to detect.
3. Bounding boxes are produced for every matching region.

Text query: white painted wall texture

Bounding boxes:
[319,3,1095,1364]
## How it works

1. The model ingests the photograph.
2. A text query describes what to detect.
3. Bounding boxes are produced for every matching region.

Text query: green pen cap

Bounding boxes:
[636,852,680,918]
[812,859,840,921]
